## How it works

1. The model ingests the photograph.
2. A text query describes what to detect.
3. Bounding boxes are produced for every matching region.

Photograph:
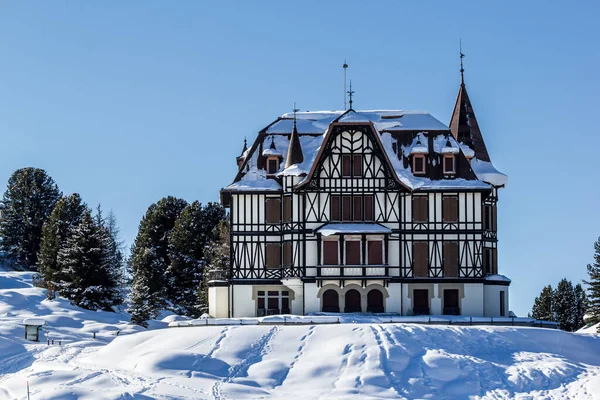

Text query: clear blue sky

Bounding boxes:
[0,1,598,316]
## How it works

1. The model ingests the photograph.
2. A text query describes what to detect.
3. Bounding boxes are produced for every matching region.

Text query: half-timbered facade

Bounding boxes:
[211,80,510,318]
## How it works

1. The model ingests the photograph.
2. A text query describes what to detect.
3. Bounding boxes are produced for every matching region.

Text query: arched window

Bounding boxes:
[344,289,361,313]
[322,290,340,313]
[367,289,384,313]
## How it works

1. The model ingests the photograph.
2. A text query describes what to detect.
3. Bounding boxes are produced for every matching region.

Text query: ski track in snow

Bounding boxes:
[212,325,280,400]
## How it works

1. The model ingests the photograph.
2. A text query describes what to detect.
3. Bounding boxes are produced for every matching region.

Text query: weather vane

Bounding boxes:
[347,80,355,110]
[460,39,465,85]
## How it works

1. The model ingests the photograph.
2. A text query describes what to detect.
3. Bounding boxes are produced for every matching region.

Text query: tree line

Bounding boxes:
[530,237,600,333]
[0,167,228,327]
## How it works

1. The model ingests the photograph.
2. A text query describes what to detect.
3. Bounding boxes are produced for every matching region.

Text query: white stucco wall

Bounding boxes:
[386,283,402,313]
[232,285,254,318]
[484,284,509,317]
[462,283,484,316]
[304,283,320,314]
[208,286,230,318]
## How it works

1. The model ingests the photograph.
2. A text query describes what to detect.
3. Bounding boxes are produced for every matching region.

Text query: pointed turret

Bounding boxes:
[236,138,248,168]
[449,72,491,162]
[285,116,304,169]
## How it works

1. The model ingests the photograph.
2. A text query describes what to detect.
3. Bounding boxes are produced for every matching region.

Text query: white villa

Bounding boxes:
[210,73,510,318]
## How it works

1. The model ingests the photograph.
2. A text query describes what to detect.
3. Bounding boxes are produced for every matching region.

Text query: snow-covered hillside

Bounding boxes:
[1,270,599,399]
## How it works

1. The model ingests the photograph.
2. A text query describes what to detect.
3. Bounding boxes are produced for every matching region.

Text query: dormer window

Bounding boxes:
[267,158,279,175]
[263,136,283,176]
[443,155,456,174]
[413,154,426,175]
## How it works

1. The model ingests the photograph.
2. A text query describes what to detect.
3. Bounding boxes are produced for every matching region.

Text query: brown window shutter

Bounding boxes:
[483,205,491,230]
[283,242,292,267]
[266,243,281,269]
[283,197,292,222]
[342,196,352,221]
[353,155,362,177]
[368,240,383,265]
[266,198,281,224]
[443,242,459,277]
[413,197,428,222]
[353,196,363,221]
[323,241,339,265]
[364,195,374,221]
[443,197,458,223]
[345,241,361,265]
[413,242,429,277]
[492,205,497,231]
[492,248,498,275]
[342,155,351,177]
[330,196,341,221]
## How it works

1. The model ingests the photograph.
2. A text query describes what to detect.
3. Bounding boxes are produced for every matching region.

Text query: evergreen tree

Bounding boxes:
[584,237,600,331]
[531,285,554,321]
[56,211,122,311]
[167,202,226,317]
[128,196,188,326]
[199,220,230,316]
[0,168,61,270]
[94,205,125,307]
[37,193,87,297]
[572,283,587,332]
[553,278,575,331]
[106,209,128,286]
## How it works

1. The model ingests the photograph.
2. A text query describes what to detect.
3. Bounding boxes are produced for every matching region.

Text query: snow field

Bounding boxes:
[1,269,600,399]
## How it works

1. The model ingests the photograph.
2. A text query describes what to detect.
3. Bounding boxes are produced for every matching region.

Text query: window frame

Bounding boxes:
[342,155,352,177]
[345,238,361,265]
[367,238,384,265]
[352,155,363,177]
[330,195,341,221]
[265,242,281,269]
[364,195,374,221]
[442,195,459,223]
[323,239,339,265]
[413,154,426,175]
[267,157,279,175]
[412,196,429,223]
[443,154,456,174]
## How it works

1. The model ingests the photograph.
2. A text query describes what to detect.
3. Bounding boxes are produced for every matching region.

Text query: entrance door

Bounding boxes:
[367,289,384,313]
[413,289,429,315]
[322,289,340,313]
[443,289,460,315]
[344,289,361,313]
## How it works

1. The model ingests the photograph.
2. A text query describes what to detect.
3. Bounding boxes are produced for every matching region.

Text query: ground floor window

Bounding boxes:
[367,289,384,313]
[413,289,429,315]
[257,290,290,316]
[443,289,460,315]
[322,289,340,313]
[344,289,361,313]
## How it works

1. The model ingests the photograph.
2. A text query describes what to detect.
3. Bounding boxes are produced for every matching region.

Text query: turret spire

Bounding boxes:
[460,39,465,86]
[347,80,355,110]
[285,103,304,168]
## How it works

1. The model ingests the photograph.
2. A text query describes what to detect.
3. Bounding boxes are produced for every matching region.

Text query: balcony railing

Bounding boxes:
[257,308,291,317]
[318,265,391,277]
[207,269,228,282]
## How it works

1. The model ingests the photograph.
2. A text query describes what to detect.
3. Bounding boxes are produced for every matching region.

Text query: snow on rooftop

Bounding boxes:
[224,167,282,191]
[470,158,508,187]
[317,223,392,237]
[485,274,512,282]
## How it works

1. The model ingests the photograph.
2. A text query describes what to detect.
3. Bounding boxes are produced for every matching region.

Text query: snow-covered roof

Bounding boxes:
[484,274,511,283]
[470,159,508,187]
[317,223,391,237]
[262,148,282,157]
[23,317,45,325]
[224,109,504,192]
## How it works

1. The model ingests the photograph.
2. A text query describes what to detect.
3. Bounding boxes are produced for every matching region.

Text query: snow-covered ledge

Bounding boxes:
[281,278,304,315]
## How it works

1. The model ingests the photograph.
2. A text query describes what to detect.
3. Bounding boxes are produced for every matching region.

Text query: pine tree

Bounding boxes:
[0,168,61,270]
[572,283,587,332]
[106,209,128,287]
[56,211,122,311]
[553,278,575,331]
[531,285,554,321]
[94,205,125,307]
[167,202,226,317]
[128,196,188,326]
[584,237,600,332]
[37,193,87,297]
[199,220,230,316]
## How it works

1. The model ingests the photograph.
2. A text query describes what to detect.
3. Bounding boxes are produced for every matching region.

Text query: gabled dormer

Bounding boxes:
[262,136,283,176]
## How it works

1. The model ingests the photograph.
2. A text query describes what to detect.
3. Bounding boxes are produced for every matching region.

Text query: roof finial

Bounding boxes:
[285,102,304,169]
[270,135,276,149]
[343,59,348,110]
[460,39,465,86]
[347,80,355,110]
